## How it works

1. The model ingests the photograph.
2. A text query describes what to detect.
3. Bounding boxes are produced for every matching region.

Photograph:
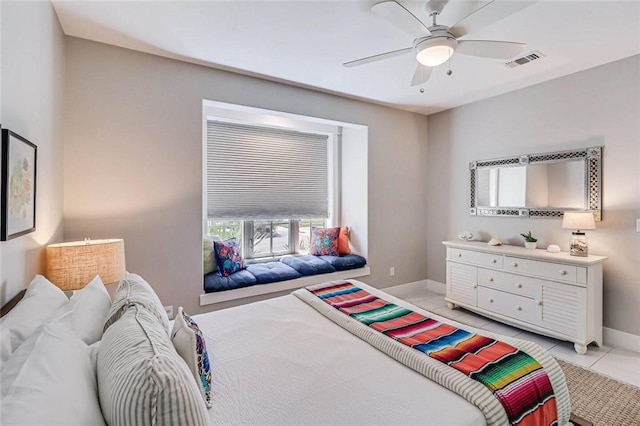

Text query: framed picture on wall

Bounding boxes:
[1,129,37,241]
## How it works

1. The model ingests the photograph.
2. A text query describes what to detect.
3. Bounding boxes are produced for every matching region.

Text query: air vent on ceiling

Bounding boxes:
[505,50,545,68]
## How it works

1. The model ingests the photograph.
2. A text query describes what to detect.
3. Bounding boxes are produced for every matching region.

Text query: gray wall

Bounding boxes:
[64,37,428,315]
[0,1,65,305]
[426,55,640,336]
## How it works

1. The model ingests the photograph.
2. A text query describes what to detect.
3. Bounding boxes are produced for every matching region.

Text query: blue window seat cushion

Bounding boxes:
[204,269,257,293]
[203,254,367,293]
[319,254,367,271]
[245,262,301,284]
[280,255,336,276]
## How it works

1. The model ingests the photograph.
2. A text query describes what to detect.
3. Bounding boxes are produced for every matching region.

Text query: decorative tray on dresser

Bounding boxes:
[442,240,607,354]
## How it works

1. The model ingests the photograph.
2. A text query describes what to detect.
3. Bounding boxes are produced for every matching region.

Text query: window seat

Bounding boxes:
[200,254,368,306]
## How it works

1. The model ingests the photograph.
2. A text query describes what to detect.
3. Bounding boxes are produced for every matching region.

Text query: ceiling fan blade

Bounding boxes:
[434,0,491,27]
[456,40,526,59]
[343,47,413,68]
[450,1,537,38]
[371,1,431,38]
[410,63,433,86]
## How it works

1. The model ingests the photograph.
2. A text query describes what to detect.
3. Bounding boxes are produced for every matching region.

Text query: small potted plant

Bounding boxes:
[520,231,538,249]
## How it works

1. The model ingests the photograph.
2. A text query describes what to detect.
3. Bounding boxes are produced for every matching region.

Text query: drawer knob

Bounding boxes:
[512,262,518,267]
[516,306,522,311]
[492,259,497,264]
[516,283,522,288]
[472,284,478,288]
[489,277,494,282]
[458,253,462,257]
[536,300,542,306]
[489,298,494,303]
[559,270,567,275]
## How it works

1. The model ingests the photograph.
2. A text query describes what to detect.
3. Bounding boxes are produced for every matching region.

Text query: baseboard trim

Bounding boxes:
[426,279,445,294]
[396,279,429,288]
[603,327,640,353]
[385,279,445,294]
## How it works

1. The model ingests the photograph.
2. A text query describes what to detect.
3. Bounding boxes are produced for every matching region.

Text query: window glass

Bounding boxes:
[252,220,291,258]
[271,220,291,255]
[208,218,324,259]
[297,218,326,255]
[207,219,242,246]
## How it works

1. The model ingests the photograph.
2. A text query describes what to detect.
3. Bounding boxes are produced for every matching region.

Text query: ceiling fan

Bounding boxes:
[344,0,531,86]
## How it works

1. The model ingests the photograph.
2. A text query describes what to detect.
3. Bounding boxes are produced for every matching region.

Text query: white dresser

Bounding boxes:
[443,240,607,354]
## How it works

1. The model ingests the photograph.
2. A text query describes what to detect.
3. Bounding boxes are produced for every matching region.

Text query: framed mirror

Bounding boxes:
[469,146,602,220]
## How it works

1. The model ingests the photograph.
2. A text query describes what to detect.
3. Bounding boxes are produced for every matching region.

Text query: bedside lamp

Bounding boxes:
[562,212,596,257]
[46,238,125,291]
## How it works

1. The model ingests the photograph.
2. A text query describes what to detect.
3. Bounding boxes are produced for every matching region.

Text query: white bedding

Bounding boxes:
[195,288,486,425]
[194,279,569,425]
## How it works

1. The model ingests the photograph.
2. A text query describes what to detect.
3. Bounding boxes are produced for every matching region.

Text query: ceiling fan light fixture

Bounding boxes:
[416,37,457,67]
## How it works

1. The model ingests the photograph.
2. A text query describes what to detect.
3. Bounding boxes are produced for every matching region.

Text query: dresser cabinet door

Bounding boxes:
[447,262,477,307]
[536,280,587,340]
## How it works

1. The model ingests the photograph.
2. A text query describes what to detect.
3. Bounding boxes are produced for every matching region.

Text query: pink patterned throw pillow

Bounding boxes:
[214,238,246,277]
[309,227,340,256]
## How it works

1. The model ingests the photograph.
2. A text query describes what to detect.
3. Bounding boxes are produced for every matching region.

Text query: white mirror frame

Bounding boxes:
[469,146,602,221]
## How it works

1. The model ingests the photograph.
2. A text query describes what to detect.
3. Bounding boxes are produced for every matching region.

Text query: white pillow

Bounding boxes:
[172,306,213,407]
[203,236,218,275]
[62,275,111,344]
[0,275,69,366]
[98,305,209,425]
[103,272,171,334]
[0,312,106,425]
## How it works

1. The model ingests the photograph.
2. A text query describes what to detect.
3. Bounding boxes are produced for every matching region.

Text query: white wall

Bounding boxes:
[0,1,65,305]
[64,37,428,315]
[426,55,640,337]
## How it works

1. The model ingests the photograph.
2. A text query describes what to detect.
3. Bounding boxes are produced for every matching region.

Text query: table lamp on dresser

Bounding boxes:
[562,212,596,257]
[46,238,125,291]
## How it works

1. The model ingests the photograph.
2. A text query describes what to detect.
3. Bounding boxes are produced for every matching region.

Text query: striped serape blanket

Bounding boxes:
[295,280,561,426]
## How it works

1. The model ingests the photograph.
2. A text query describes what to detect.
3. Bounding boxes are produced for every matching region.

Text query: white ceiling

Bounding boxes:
[52,0,640,115]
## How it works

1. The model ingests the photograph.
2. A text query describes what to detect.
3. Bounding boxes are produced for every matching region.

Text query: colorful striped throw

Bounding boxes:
[305,281,558,426]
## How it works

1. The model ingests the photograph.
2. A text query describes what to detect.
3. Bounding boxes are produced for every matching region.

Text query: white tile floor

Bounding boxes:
[385,282,640,388]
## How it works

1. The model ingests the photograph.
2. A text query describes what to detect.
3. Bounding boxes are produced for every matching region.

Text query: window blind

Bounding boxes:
[207,120,329,220]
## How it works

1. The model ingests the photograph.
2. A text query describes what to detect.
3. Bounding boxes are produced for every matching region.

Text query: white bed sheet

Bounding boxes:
[194,291,486,425]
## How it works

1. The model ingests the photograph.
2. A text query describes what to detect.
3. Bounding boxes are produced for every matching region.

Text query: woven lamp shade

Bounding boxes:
[46,239,125,291]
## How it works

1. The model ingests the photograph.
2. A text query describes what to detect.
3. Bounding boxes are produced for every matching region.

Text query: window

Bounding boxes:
[205,119,335,260]
[207,218,326,259]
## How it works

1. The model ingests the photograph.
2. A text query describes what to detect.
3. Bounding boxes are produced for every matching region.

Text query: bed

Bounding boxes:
[0,274,571,426]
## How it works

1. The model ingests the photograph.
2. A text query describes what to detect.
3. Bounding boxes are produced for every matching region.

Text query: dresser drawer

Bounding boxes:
[449,248,503,268]
[504,256,585,284]
[477,268,538,298]
[478,287,537,324]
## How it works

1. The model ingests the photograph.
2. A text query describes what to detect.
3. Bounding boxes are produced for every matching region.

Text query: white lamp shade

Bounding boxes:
[46,239,126,290]
[415,37,457,67]
[562,211,596,230]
